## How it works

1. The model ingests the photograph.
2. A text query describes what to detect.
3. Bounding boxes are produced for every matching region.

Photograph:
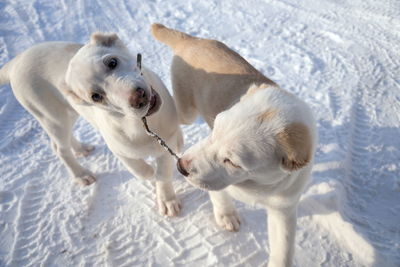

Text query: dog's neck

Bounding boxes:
[208,81,274,128]
[232,170,298,198]
[235,175,289,195]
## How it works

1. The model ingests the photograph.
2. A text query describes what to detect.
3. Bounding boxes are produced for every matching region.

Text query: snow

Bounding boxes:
[0,0,399,266]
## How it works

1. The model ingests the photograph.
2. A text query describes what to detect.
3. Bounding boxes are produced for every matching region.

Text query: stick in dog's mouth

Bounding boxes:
[145,87,161,117]
[141,117,180,160]
[137,55,180,161]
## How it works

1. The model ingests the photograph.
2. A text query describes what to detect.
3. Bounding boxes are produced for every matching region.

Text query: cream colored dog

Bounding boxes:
[152,24,317,266]
[0,32,182,216]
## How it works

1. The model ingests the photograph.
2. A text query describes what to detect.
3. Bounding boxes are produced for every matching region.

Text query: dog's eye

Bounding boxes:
[223,158,241,169]
[104,57,118,69]
[91,93,104,102]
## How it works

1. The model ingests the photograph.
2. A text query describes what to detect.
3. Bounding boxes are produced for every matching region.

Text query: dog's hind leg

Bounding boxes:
[40,118,96,186]
[49,128,95,185]
[171,66,198,125]
[62,110,94,158]
[173,93,198,125]
[11,74,95,185]
[24,100,96,186]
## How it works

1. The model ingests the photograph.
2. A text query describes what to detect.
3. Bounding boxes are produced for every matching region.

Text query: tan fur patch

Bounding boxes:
[153,24,278,127]
[241,83,273,102]
[246,83,269,96]
[276,122,312,171]
[257,109,277,122]
[151,23,191,50]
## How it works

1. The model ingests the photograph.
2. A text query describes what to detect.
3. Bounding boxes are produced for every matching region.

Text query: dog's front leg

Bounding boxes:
[266,206,297,267]
[117,156,155,180]
[154,153,181,216]
[209,190,241,232]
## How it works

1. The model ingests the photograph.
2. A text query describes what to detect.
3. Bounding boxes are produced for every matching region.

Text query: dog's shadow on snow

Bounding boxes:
[298,103,400,267]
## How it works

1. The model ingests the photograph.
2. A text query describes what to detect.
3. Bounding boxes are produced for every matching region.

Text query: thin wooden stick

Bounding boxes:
[141,117,180,160]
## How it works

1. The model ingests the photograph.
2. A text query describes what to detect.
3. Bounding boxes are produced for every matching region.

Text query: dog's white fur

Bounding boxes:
[152,24,317,266]
[0,32,183,216]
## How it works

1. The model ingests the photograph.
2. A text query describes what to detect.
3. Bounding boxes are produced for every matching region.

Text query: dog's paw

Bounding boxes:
[72,143,95,158]
[73,174,96,186]
[158,197,182,217]
[214,210,241,232]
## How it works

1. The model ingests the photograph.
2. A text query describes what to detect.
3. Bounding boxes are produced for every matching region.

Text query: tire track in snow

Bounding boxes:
[54,172,157,266]
[343,95,374,201]
[5,162,68,265]
[8,180,47,266]
[105,222,162,267]
[100,180,185,266]
[0,96,23,151]
[43,181,96,266]
[262,1,399,264]
[328,87,342,120]
[341,39,400,264]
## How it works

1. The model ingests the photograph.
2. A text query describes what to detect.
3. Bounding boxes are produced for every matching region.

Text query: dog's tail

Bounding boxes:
[0,60,12,86]
[151,23,192,50]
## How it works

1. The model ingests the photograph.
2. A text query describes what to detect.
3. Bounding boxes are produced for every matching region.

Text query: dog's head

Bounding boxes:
[177,84,315,191]
[64,32,161,117]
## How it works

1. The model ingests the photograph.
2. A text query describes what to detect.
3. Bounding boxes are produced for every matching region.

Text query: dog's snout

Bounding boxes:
[129,87,148,109]
[177,158,190,177]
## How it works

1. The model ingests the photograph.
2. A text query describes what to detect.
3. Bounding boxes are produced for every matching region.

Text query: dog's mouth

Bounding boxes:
[145,87,162,116]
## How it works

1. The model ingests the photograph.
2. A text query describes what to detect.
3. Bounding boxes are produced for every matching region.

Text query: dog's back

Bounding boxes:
[152,24,275,126]
[0,42,84,132]
[152,23,266,75]
[0,42,81,89]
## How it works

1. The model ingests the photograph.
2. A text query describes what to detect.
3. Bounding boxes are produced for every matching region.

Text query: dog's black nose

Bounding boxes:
[129,87,148,109]
[177,158,190,177]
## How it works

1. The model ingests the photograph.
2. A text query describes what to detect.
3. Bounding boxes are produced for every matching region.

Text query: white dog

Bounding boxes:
[152,24,317,266]
[0,32,182,216]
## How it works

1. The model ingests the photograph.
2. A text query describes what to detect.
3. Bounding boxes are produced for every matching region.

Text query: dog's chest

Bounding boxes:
[73,106,166,158]
[226,184,270,207]
[101,122,162,158]
[226,179,292,207]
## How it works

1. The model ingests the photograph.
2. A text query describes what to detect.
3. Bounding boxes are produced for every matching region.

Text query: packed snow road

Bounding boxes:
[0,0,399,266]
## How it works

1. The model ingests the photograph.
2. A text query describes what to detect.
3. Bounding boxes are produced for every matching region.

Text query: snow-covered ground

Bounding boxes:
[0,0,399,266]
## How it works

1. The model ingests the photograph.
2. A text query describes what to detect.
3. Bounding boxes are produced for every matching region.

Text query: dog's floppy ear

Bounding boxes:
[240,83,270,101]
[90,32,119,47]
[276,122,312,171]
[59,80,90,106]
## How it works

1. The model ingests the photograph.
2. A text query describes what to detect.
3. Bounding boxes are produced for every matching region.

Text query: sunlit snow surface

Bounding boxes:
[0,0,399,266]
